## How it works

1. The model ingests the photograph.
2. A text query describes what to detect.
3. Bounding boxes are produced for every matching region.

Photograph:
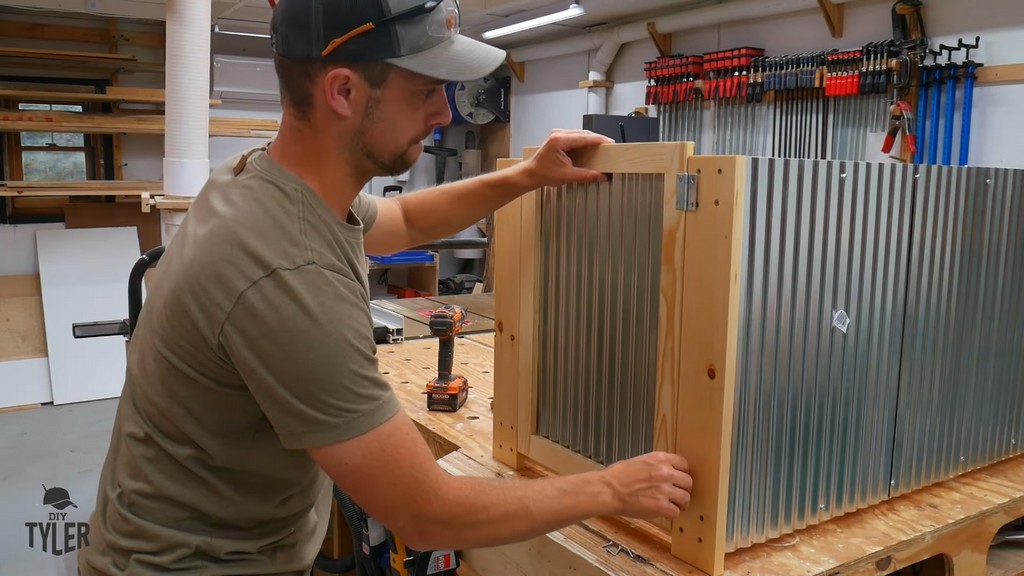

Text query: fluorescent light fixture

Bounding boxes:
[213,24,270,38]
[482,3,586,39]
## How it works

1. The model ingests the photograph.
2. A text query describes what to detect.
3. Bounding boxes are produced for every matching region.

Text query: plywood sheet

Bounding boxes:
[36,227,139,405]
[0,275,46,362]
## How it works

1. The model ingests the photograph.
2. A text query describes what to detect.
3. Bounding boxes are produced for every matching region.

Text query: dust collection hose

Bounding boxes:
[312,485,387,576]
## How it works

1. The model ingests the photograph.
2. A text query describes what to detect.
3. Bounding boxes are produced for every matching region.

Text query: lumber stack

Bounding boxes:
[0,110,278,137]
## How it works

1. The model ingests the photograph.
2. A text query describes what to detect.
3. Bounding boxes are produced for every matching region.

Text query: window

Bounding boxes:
[12,103,93,181]
[1,93,111,223]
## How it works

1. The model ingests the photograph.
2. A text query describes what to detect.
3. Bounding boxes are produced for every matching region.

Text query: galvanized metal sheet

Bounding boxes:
[727,157,915,551]
[891,165,1024,495]
[534,175,665,465]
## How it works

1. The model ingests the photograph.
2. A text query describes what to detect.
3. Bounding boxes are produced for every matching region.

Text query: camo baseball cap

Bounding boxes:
[270,0,507,82]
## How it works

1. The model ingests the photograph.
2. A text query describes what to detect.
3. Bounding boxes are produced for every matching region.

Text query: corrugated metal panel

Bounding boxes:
[534,175,664,465]
[891,165,1024,495]
[726,158,915,551]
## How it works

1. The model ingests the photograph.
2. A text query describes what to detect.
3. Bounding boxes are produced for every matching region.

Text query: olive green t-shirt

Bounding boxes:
[78,146,401,575]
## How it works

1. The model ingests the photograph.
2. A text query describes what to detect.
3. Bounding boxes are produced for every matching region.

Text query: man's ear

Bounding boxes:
[322,67,361,119]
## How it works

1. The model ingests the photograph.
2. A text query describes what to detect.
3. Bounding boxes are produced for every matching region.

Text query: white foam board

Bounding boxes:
[36,227,140,405]
[0,358,52,408]
[0,223,65,276]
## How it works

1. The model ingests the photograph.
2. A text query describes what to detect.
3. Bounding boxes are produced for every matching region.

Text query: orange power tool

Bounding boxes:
[425,304,469,412]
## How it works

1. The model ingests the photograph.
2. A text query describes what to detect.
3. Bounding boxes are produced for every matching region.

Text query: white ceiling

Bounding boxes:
[0,0,725,50]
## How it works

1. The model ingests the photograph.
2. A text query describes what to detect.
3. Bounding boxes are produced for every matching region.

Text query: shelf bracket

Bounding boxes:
[818,0,845,39]
[647,22,672,57]
[506,55,525,83]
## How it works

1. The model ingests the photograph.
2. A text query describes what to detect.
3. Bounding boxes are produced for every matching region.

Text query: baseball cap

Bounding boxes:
[270,0,507,82]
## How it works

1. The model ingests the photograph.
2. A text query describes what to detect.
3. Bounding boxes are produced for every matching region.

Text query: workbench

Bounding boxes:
[373,328,1024,576]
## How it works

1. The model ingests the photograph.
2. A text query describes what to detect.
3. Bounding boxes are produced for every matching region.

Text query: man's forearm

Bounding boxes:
[395,163,535,248]
[411,471,616,551]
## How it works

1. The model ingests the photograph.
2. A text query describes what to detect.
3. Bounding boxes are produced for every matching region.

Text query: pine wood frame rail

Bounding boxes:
[492,143,748,575]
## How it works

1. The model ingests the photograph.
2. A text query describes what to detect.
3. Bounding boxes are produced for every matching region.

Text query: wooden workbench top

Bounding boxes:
[380,335,1024,576]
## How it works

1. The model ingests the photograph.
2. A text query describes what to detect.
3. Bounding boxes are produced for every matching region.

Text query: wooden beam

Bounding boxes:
[578,79,614,89]
[0,89,222,107]
[647,22,672,57]
[0,47,137,64]
[671,155,747,576]
[817,0,845,38]
[492,157,525,469]
[506,55,525,83]
[0,21,164,48]
[976,63,1024,85]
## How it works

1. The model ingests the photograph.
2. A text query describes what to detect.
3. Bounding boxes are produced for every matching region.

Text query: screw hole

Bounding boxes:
[400,381,409,384]
[698,537,703,543]
[382,371,390,375]
[678,527,684,533]
[717,168,722,175]
[467,416,480,420]
[696,169,702,175]
[699,515,704,522]
[483,370,491,374]
[714,199,720,206]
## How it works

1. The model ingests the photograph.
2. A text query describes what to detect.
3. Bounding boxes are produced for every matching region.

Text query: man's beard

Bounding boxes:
[354,99,421,177]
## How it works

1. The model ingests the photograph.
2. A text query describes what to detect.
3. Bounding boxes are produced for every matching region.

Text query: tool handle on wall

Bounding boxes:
[915,66,929,164]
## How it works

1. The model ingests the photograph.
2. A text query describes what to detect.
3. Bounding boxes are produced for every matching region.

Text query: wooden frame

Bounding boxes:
[493,143,751,575]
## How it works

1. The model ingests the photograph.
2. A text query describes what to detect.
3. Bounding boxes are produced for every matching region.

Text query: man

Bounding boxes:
[79,0,693,574]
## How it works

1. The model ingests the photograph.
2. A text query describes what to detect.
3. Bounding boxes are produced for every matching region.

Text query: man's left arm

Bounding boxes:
[364,129,613,255]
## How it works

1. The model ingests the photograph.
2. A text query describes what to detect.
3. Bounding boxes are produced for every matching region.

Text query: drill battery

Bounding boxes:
[426,377,469,412]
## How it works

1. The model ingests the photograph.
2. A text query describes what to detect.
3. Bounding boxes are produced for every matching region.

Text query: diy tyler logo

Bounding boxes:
[26,484,91,556]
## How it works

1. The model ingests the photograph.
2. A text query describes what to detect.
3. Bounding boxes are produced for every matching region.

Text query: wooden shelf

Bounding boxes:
[0,47,137,64]
[0,180,162,197]
[0,87,222,107]
[0,110,278,138]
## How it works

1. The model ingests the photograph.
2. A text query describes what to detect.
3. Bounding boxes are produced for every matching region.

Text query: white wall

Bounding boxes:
[510,0,1024,169]
[510,51,589,155]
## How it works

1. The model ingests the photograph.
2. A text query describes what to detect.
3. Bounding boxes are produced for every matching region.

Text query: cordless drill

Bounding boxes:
[425,304,469,412]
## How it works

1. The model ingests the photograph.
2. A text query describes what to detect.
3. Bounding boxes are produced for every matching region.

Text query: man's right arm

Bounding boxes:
[308,408,692,552]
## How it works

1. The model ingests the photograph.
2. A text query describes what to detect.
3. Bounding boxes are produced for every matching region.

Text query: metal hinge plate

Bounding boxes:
[676,173,698,211]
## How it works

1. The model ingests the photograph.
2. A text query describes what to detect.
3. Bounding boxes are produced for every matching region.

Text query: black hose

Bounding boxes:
[333,484,386,576]
[312,550,356,574]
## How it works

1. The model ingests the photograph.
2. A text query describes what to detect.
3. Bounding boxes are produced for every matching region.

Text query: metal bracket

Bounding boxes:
[370,304,405,343]
[675,173,698,211]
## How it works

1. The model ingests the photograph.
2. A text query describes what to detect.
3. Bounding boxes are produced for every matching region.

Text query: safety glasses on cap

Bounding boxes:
[321,0,461,58]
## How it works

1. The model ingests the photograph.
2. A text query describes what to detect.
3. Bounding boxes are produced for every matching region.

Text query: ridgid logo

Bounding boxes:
[26,484,91,556]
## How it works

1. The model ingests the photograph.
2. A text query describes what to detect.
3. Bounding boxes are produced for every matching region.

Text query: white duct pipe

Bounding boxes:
[162,0,212,245]
[509,0,821,64]
[585,40,621,114]
[586,70,606,114]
